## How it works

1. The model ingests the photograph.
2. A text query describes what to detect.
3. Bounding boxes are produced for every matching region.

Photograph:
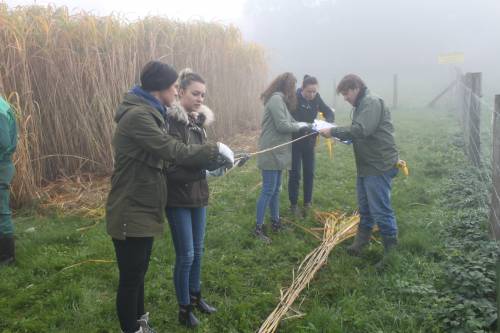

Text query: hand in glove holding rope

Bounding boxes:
[206,142,236,178]
[211,124,320,177]
[297,122,317,136]
[217,142,235,169]
[235,153,250,167]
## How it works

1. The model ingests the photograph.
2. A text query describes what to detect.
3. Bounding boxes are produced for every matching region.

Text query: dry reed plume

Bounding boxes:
[0,4,268,205]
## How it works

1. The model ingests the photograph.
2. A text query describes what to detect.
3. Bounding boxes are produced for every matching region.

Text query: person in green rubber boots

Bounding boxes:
[0,96,17,267]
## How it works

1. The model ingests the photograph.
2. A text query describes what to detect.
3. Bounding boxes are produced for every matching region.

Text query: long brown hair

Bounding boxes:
[260,72,297,110]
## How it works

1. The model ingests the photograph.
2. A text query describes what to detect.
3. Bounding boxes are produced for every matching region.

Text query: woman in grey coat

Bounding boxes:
[255,73,312,243]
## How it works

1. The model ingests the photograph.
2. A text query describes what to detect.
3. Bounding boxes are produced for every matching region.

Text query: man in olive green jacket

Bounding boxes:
[320,74,399,268]
[107,61,233,333]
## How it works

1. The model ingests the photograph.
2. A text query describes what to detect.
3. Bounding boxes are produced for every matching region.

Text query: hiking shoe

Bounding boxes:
[303,203,313,218]
[137,312,156,333]
[290,205,302,218]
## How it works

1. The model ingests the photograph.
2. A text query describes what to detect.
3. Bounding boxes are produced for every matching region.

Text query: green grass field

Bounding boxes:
[0,107,474,332]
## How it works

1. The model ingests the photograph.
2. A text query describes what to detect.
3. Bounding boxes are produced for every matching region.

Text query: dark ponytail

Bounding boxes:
[302,74,319,88]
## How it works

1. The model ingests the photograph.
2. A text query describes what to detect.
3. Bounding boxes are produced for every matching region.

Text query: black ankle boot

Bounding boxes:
[254,225,272,244]
[190,292,217,314]
[178,304,199,328]
[271,218,284,233]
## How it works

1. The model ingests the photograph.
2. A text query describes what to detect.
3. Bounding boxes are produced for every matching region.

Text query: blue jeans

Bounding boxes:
[288,140,316,206]
[356,168,398,237]
[0,161,15,236]
[166,207,207,306]
[256,170,282,226]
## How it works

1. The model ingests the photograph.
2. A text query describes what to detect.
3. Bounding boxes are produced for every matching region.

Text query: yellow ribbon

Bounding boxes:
[317,114,334,160]
[396,160,409,176]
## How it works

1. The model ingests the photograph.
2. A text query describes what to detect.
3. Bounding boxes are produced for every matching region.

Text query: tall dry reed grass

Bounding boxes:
[0,4,268,205]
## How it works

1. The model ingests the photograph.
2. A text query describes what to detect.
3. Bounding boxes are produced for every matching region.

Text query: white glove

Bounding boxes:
[297,122,309,128]
[217,142,234,166]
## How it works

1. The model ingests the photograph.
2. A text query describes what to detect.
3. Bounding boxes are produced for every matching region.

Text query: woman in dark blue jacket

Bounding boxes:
[289,75,335,217]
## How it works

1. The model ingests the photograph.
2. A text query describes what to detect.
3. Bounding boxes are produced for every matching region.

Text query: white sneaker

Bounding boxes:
[121,327,143,333]
[137,313,156,333]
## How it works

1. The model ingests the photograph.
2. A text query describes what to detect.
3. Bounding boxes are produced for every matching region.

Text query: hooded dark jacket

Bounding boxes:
[106,92,219,240]
[165,104,214,207]
[291,88,335,146]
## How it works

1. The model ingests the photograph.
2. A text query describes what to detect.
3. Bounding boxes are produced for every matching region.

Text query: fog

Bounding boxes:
[241,0,500,107]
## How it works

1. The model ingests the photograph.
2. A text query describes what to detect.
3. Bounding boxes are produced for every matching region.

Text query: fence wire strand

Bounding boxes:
[453,72,500,238]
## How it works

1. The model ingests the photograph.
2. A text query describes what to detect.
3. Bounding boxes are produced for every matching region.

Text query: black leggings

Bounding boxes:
[113,237,154,333]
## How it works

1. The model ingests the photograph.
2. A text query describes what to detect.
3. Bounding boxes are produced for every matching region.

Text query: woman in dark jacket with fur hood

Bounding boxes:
[165,69,224,329]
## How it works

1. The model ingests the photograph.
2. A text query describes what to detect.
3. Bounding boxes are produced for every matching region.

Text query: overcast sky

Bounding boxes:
[4,0,499,103]
[4,0,246,23]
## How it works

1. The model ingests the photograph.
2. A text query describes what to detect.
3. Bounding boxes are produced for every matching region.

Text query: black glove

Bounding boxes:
[298,124,316,136]
[216,154,233,169]
[235,153,250,167]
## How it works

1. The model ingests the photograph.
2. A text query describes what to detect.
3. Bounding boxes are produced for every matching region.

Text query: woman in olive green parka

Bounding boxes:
[106,61,234,333]
[254,73,312,243]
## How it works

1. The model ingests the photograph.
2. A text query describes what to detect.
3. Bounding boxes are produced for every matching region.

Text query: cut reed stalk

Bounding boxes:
[258,211,360,333]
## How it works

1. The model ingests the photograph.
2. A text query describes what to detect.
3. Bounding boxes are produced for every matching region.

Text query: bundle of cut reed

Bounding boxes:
[258,211,360,333]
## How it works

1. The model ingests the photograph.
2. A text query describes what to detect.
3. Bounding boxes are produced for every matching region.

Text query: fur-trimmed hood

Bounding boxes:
[167,103,214,128]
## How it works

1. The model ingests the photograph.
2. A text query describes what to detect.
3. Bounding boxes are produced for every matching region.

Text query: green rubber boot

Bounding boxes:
[0,234,15,267]
[375,235,398,270]
[346,226,372,256]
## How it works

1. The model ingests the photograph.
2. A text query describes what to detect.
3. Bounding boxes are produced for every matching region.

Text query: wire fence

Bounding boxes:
[451,71,500,240]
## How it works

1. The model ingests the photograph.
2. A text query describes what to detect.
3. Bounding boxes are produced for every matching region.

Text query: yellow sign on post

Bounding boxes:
[438,52,465,64]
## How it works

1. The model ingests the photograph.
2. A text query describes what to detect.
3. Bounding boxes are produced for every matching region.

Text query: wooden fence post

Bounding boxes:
[460,74,467,128]
[467,72,482,166]
[491,95,500,239]
[490,95,500,333]
[462,73,472,161]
